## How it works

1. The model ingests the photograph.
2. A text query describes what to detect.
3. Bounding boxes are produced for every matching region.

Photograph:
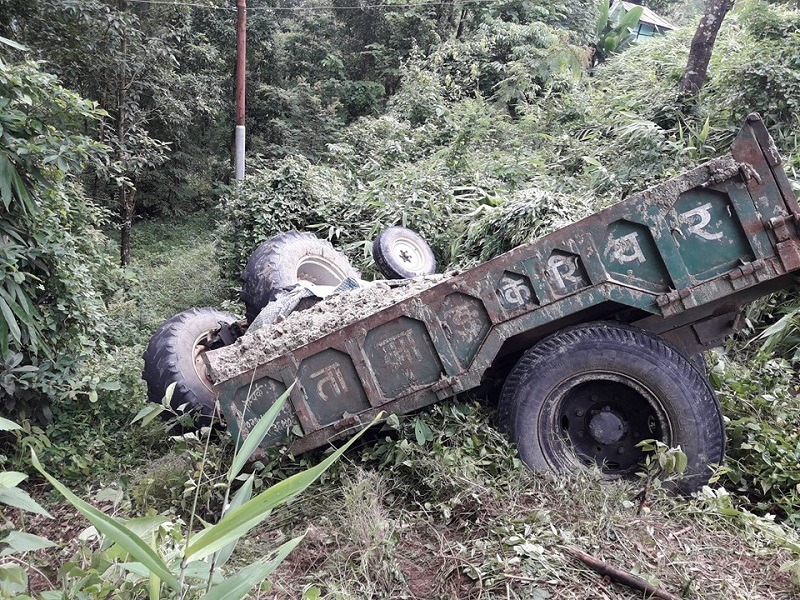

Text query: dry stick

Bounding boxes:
[565,547,682,600]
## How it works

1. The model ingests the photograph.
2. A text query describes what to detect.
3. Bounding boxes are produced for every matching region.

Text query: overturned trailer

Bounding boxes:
[170,114,798,492]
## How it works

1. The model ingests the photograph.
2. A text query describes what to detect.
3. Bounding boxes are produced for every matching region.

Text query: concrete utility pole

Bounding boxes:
[235,0,246,180]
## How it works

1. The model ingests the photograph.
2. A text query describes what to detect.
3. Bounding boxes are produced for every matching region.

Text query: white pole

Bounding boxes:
[235,125,245,180]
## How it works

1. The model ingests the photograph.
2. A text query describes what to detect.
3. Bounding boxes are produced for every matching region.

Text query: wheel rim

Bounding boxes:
[389,236,427,273]
[296,256,349,287]
[192,332,216,398]
[543,371,672,476]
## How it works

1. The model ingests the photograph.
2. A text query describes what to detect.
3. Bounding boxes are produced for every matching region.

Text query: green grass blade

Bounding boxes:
[228,382,295,483]
[29,448,181,592]
[214,473,255,570]
[185,414,380,562]
[199,535,304,600]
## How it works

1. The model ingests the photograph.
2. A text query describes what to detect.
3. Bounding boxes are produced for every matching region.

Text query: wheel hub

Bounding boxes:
[391,239,425,271]
[588,408,627,444]
[552,376,667,475]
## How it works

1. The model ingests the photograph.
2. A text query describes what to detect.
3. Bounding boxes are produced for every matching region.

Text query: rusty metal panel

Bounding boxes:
[363,316,444,399]
[297,349,370,426]
[670,186,754,281]
[437,292,492,369]
[494,270,538,316]
[224,375,298,447]
[601,219,671,292]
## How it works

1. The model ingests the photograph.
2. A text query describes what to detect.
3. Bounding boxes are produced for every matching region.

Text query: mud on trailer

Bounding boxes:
[144,114,800,493]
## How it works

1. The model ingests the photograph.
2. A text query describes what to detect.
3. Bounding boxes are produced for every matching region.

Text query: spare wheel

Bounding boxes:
[372,226,437,279]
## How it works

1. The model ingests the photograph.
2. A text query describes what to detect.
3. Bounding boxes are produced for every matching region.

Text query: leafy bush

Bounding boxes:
[360,401,523,519]
[707,0,800,137]
[401,17,584,117]
[216,155,349,289]
[0,56,116,422]
[711,351,800,524]
[457,187,601,264]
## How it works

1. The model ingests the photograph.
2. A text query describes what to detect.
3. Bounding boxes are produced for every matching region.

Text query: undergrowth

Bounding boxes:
[236,400,800,599]
[16,215,234,485]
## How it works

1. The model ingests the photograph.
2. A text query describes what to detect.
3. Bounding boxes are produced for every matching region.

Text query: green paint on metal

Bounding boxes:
[672,188,753,281]
[297,349,370,426]
[363,316,444,398]
[438,293,492,368]
[602,220,671,291]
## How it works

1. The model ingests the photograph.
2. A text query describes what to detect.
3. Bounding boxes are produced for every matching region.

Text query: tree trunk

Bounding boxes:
[117,0,130,266]
[455,7,468,39]
[120,188,136,267]
[678,0,734,99]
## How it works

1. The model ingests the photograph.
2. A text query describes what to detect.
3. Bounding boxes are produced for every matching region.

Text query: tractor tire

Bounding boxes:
[497,321,725,494]
[372,226,437,280]
[240,231,359,323]
[142,307,237,427]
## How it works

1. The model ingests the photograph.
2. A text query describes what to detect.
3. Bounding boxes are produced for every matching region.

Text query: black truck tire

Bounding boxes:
[372,226,437,280]
[142,307,237,426]
[497,321,725,494]
[240,231,359,323]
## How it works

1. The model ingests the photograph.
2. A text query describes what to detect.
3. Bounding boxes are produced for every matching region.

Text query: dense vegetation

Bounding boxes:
[2,0,800,597]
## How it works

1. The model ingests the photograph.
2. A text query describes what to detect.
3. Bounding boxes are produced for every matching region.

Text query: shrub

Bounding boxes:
[216,155,349,290]
[711,351,800,524]
[0,56,116,423]
[457,187,601,264]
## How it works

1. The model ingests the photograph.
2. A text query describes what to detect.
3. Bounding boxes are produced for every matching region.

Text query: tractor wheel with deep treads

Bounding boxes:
[142,307,237,427]
[239,231,359,323]
[497,321,725,494]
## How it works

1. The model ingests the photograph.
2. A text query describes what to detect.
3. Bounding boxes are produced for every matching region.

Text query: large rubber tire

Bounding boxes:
[372,226,437,280]
[142,307,237,426]
[497,321,725,494]
[240,231,359,323]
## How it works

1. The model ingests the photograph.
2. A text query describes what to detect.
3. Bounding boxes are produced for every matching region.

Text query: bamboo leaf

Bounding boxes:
[0,418,21,432]
[185,415,380,562]
[0,472,27,488]
[228,382,295,483]
[199,535,304,600]
[596,0,610,38]
[29,448,181,592]
[214,474,255,570]
[0,36,27,51]
[0,297,21,345]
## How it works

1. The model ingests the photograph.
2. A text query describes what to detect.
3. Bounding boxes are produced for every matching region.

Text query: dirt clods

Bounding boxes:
[207,275,448,383]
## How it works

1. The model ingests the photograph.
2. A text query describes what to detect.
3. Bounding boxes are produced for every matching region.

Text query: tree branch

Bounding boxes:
[565,547,682,600]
